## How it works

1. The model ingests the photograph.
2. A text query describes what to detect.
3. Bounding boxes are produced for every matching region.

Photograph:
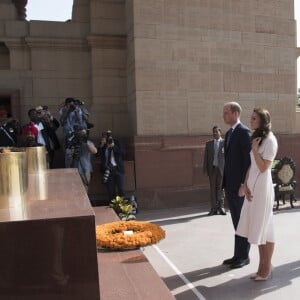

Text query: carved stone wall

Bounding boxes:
[0,0,300,206]
[130,0,298,135]
[0,0,130,140]
[0,0,298,136]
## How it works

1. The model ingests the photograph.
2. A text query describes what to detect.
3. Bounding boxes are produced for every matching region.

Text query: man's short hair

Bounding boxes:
[224,101,242,115]
[27,108,36,116]
[212,125,221,132]
[65,97,74,104]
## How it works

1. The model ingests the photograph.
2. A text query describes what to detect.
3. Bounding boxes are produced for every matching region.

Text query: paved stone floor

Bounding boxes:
[138,201,300,300]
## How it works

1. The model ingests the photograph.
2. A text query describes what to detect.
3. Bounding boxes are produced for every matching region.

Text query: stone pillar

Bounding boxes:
[72,0,90,22]
[12,0,27,20]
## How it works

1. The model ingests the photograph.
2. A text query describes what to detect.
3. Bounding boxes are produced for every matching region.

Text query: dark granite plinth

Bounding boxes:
[0,169,100,300]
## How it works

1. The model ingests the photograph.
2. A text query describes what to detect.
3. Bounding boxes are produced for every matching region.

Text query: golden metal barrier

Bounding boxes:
[0,149,28,209]
[26,146,47,173]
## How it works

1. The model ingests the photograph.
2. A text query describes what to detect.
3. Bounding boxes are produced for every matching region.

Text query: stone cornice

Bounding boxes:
[87,35,126,49]
[25,37,90,51]
[1,37,28,50]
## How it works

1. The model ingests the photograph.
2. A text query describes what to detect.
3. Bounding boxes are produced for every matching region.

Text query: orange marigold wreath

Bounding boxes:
[96,221,165,250]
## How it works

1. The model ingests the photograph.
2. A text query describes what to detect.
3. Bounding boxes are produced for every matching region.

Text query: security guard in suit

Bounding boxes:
[203,125,226,216]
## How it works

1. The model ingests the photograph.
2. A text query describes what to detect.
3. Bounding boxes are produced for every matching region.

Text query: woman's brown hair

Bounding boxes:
[251,108,271,145]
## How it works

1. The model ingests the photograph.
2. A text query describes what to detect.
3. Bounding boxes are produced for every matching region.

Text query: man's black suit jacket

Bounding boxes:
[99,138,125,174]
[223,123,251,194]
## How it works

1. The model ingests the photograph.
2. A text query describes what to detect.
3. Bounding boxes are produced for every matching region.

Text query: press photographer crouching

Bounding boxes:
[65,126,97,192]
[98,130,125,204]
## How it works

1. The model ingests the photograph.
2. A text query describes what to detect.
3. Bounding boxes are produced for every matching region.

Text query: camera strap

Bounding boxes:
[0,126,15,145]
[106,148,114,169]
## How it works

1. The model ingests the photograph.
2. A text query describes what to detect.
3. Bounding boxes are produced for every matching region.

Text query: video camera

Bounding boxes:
[73,99,85,106]
[36,105,53,121]
[65,127,88,149]
[65,98,85,110]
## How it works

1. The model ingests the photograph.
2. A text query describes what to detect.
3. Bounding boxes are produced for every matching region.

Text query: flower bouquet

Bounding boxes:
[109,195,137,220]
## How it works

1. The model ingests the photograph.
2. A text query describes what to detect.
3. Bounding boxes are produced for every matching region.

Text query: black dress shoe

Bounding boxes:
[230,258,250,269]
[218,208,227,215]
[207,209,217,216]
[223,256,237,265]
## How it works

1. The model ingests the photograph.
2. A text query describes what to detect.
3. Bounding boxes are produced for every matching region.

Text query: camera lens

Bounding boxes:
[103,169,111,183]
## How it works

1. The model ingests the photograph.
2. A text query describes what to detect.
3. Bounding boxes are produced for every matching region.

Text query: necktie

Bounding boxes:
[226,128,233,147]
[213,139,219,167]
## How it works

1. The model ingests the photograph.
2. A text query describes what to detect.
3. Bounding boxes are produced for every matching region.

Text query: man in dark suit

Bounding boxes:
[98,130,125,204]
[222,102,251,269]
[203,125,226,216]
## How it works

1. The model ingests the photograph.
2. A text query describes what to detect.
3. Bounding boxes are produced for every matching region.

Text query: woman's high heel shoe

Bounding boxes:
[253,266,274,281]
[253,273,272,281]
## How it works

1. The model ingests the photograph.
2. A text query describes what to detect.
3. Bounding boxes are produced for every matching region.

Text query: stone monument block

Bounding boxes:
[0,169,100,300]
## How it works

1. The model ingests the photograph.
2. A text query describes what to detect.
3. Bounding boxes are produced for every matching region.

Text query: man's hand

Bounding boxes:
[238,184,245,197]
[107,141,114,148]
[43,114,50,123]
[100,137,106,147]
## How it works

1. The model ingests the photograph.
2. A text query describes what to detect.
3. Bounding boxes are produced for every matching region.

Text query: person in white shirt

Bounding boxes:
[26,108,59,168]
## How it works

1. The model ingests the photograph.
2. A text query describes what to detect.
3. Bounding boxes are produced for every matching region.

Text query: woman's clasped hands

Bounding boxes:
[238,183,253,201]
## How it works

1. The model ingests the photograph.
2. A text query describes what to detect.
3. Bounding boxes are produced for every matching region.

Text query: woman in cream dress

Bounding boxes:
[236,108,278,281]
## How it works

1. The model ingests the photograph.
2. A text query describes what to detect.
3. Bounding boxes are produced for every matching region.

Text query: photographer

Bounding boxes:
[59,98,89,137]
[65,126,97,192]
[36,105,59,128]
[36,105,61,152]
[98,130,125,204]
